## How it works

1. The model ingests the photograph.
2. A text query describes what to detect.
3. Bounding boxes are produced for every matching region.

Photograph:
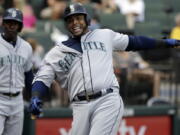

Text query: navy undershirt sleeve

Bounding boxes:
[32,81,49,97]
[24,69,34,92]
[126,36,157,51]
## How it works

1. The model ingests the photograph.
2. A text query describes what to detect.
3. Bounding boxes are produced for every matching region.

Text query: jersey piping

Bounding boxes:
[83,30,95,94]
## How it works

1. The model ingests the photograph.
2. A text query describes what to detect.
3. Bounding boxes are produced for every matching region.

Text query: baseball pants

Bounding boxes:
[0,93,24,135]
[70,88,124,135]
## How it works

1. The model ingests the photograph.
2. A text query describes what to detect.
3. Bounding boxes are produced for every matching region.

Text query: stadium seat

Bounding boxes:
[36,20,68,35]
[135,21,161,38]
[99,13,127,30]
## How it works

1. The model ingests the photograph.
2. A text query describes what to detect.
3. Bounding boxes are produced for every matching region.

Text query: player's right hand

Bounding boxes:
[29,96,43,119]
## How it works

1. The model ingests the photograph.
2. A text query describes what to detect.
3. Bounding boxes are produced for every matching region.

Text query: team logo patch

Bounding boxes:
[69,5,75,12]
[11,10,17,17]
[58,53,78,72]
[8,9,17,17]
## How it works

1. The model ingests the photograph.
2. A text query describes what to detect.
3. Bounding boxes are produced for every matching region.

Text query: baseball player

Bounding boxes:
[29,3,180,135]
[0,8,34,135]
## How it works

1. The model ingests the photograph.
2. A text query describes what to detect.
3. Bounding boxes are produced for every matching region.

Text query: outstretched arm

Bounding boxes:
[126,36,180,51]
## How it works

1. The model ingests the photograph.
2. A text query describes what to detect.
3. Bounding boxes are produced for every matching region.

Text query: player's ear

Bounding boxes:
[86,14,91,26]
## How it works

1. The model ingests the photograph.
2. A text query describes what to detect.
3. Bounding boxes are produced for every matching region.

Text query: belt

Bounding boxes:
[73,88,113,102]
[1,92,20,97]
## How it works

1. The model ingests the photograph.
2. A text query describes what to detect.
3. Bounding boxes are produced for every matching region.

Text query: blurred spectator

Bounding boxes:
[40,0,67,20]
[22,3,37,33]
[91,0,101,4]
[91,0,101,7]
[100,0,118,14]
[90,0,102,15]
[0,6,3,32]
[115,0,145,30]
[50,80,69,107]
[0,0,4,33]
[170,13,180,40]
[170,13,180,98]
[50,26,68,43]
[71,0,90,4]
[13,0,25,10]
[1,0,13,9]
[28,0,45,19]
[113,51,129,98]
[89,14,101,30]
[26,38,44,72]
[0,0,4,11]
[2,0,27,10]
[113,51,145,99]
[91,0,101,3]
[113,51,162,104]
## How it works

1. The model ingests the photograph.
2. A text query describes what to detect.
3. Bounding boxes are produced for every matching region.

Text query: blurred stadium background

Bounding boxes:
[1,0,180,134]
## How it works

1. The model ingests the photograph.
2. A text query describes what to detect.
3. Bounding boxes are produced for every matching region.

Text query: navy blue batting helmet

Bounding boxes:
[63,3,90,25]
[2,8,23,32]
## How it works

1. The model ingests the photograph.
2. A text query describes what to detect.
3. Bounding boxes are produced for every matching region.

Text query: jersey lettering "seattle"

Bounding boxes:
[82,41,106,52]
[0,55,26,66]
[59,42,106,72]
[58,53,78,72]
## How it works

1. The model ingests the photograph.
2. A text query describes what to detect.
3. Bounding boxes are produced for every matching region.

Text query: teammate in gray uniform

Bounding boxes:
[0,8,34,135]
[29,3,180,135]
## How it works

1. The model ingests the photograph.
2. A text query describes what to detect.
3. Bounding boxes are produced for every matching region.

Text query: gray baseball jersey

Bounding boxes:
[34,29,128,100]
[0,34,33,135]
[33,29,128,135]
[0,35,33,93]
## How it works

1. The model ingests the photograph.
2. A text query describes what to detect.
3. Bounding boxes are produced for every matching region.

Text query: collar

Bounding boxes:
[62,37,82,53]
[1,33,17,47]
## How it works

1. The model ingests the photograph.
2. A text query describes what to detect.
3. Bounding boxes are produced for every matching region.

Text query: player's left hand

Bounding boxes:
[165,39,180,47]
[29,96,43,119]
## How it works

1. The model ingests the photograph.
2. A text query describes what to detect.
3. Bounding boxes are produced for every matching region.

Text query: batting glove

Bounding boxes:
[29,96,43,118]
[165,39,180,47]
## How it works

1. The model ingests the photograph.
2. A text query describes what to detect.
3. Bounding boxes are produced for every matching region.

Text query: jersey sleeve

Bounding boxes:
[24,43,33,72]
[110,30,129,51]
[32,46,60,87]
[33,63,55,88]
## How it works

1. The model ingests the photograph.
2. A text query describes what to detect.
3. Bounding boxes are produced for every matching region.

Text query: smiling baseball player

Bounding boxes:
[29,3,180,135]
[0,8,34,135]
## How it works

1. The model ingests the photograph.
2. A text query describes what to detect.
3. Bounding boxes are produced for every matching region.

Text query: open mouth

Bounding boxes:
[73,27,81,33]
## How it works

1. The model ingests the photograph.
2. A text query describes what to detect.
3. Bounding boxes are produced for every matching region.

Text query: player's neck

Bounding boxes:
[83,28,90,36]
[1,33,17,46]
